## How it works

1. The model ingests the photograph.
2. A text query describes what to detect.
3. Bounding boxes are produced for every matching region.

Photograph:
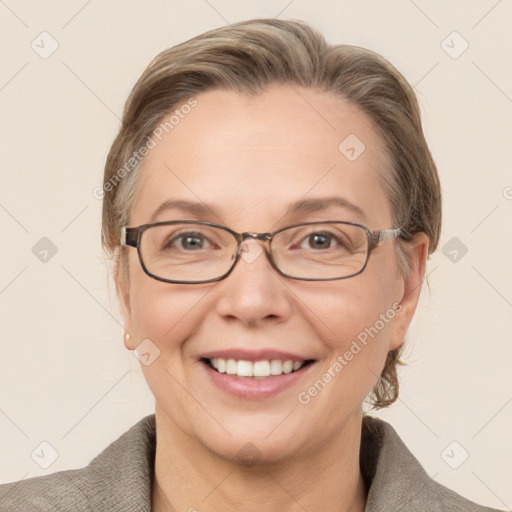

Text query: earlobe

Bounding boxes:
[123,331,134,350]
[118,286,135,350]
[113,257,134,349]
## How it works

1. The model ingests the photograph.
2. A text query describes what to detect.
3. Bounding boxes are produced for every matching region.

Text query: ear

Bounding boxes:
[113,249,136,351]
[389,232,429,351]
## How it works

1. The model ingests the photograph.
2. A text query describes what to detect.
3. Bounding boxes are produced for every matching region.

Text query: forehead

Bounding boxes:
[131,84,392,229]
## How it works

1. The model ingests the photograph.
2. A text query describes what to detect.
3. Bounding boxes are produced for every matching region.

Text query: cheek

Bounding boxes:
[294,284,398,422]
[126,253,204,351]
[128,282,208,398]
[296,273,398,389]
[130,285,203,346]
[300,270,397,347]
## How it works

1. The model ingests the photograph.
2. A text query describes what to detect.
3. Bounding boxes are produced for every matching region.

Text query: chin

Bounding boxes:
[205,435,304,468]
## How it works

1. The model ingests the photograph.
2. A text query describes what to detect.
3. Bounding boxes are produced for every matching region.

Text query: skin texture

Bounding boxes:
[116,84,429,511]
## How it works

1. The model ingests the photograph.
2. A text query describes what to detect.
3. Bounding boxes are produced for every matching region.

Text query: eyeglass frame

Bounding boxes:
[120,220,404,284]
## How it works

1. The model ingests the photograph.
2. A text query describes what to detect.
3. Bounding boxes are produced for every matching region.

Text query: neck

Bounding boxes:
[152,408,367,512]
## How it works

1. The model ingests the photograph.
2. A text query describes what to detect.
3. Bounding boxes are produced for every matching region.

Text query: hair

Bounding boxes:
[101,18,441,409]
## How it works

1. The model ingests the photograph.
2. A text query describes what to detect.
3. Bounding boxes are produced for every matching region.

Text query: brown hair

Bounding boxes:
[101,18,441,409]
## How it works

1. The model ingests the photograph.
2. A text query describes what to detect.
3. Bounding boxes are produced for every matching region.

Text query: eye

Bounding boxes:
[299,231,340,250]
[164,231,213,251]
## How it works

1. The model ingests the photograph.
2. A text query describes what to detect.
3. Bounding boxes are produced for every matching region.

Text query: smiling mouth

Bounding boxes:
[201,357,315,378]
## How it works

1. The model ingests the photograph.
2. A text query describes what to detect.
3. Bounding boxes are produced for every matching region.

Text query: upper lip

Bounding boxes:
[200,349,314,363]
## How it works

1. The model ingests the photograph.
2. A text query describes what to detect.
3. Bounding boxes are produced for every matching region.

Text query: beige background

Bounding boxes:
[0,0,511,509]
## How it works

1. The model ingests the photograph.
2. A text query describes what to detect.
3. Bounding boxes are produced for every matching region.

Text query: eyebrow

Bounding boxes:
[149,196,367,224]
[149,199,221,223]
[287,196,367,222]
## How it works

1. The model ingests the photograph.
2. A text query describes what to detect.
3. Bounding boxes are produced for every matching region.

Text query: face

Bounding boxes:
[118,84,427,464]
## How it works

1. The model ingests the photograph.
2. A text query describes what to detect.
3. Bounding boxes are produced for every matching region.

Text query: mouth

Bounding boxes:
[198,349,317,399]
[201,357,315,378]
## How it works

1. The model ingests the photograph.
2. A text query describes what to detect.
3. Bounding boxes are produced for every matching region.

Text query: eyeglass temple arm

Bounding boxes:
[369,227,403,249]
[378,227,402,243]
[120,227,138,247]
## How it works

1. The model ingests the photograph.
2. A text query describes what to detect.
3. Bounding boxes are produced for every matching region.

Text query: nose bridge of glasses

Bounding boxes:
[235,232,272,254]
[242,232,272,242]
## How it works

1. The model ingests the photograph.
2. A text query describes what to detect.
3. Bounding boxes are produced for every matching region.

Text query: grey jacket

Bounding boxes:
[0,414,503,511]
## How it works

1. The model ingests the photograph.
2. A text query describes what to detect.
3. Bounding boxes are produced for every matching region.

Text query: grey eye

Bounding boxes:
[305,232,334,249]
[164,231,211,251]
[179,233,205,250]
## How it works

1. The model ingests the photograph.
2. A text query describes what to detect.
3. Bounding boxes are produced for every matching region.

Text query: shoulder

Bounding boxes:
[0,467,88,512]
[361,414,504,512]
[0,414,156,512]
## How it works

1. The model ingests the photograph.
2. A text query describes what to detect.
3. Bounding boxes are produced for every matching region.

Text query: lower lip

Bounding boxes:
[202,361,315,400]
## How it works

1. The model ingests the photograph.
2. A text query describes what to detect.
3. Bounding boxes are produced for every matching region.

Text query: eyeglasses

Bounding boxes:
[120,220,403,284]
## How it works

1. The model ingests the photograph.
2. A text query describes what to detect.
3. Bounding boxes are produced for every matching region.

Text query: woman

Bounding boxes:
[0,18,503,512]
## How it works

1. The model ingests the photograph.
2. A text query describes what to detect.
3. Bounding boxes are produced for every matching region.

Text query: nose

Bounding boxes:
[214,238,293,327]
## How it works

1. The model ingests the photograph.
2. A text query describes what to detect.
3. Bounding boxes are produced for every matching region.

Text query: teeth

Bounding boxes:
[270,360,284,375]
[237,360,253,377]
[208,358,306,377]
[226,359,237,375]
[216,358,226,373]
[253,360,271,377]
[282,361,293,374]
